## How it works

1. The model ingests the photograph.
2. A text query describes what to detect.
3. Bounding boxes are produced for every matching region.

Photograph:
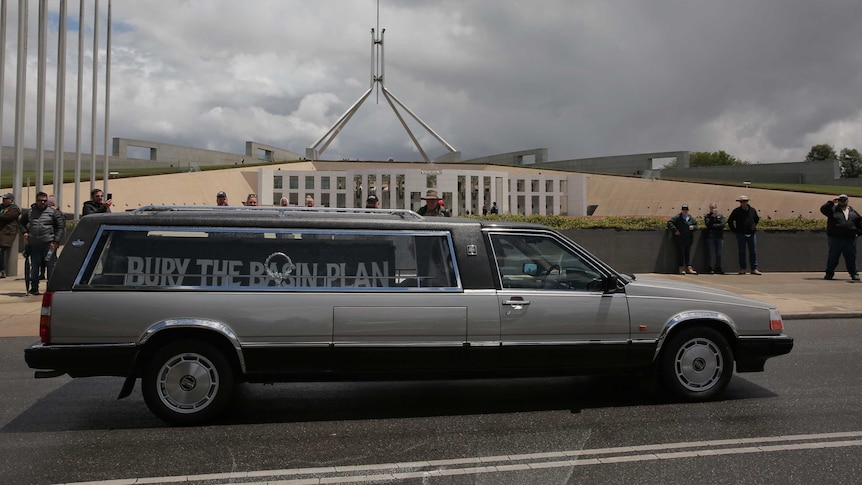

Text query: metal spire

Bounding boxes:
[306,0,458,162]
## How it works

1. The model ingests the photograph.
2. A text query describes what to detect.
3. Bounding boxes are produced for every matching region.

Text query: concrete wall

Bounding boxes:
[542,151,690,176]
[660,159,845,185]
[461,148,549,167]
[565,229,827,274]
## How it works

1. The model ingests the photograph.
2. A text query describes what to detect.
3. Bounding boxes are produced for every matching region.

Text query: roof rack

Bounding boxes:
[131,205,425,220]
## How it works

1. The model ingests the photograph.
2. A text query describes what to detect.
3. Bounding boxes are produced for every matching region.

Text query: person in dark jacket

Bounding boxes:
[667,204,698,275]
[0,193,22,278]
[82,188,112,216]
[820,194,862,281]
[19,192,65,295]
[703,202,726,274]
[728,195,761,275]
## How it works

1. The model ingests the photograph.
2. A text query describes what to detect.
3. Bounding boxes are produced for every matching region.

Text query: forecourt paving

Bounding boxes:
[0,253,856,339]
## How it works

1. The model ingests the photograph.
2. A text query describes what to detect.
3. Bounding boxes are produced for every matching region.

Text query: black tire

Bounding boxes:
[660,327,733,401]
[142,340,235,426]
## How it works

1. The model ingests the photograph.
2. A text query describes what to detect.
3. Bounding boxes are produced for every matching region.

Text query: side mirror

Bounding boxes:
[602,274,619,293]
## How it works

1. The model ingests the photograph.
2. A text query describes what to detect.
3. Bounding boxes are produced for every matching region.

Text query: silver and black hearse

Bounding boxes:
[25,206,793,425]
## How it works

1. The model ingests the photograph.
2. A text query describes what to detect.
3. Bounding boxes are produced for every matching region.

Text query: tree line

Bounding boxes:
[663,145,861,178]
[805,144,862,178]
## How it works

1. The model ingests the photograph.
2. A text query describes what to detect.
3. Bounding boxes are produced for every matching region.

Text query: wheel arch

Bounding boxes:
[136,319,245,376]
[653,311,738,363]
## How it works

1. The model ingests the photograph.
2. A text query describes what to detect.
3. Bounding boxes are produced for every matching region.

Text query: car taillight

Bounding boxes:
[39,292,53,344]
[769,308,783,331]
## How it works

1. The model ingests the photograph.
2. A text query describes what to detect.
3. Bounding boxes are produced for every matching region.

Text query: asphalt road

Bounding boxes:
[2,319,862,485]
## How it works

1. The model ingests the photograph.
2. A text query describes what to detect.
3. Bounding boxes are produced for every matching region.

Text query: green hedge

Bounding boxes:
[469,214,827,232]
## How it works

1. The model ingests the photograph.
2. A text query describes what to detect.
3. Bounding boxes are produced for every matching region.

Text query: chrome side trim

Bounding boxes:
[138,318,246,373]
[36,342,136,350]
[501,340,629,346]
[653,310,739,360]
[332,342,466,348]
[736,335,789,341]
[240,341,332,348]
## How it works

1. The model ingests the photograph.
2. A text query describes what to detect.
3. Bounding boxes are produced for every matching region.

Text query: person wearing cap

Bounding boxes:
[0,192,22,279]
[667,204,698,275]
[365,194,380,209]
[728,195,762,275]
[216,191,229,206]
[820,194,862,281]
[82,188,112,217]
[417,190,449,217]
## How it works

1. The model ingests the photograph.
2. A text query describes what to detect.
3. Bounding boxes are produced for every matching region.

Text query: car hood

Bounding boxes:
[624,275,775,310]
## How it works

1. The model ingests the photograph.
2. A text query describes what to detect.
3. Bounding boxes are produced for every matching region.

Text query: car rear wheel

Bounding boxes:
[142,340,234,425]
[661,327,733,401]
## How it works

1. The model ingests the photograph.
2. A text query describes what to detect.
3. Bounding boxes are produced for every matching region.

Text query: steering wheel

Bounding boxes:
[539,264,562,288]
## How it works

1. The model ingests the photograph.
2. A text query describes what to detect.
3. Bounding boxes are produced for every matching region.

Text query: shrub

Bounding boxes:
[471,214,826,232]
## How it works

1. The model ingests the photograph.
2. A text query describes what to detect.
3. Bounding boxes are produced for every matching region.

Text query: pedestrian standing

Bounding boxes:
[19,192,65,295]
[820,194,862,280]
[0,193,22,278]
[667,204,698,275]
[703,202,726,274]
[728,195,762,275]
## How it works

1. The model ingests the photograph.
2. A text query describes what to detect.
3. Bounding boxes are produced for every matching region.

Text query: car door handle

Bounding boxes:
[503,299,530,309]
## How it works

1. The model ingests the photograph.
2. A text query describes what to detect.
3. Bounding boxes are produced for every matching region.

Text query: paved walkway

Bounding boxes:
[1,254,857,338]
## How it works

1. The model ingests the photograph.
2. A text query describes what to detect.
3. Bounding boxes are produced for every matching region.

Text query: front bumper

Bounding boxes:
[735,334,794,372]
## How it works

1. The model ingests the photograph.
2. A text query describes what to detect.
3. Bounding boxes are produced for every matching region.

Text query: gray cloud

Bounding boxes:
[4,0,862,164]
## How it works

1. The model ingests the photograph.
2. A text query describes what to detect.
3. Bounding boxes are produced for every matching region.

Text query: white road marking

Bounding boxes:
[56,430,862,485]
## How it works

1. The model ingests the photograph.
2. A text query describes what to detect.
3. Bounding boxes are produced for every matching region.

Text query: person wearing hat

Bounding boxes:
[417,190,449,217]
[728,195,762,275]
[216,191,229,206]
[667,204,698,275]
[365,194,380,209]
[820,194,862,280]
[0,192,22,279]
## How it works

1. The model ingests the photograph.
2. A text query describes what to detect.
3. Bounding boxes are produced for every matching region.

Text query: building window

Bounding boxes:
[560,179,567,192]
[321,177,331,190]
[289,176,299,190]
[305,176,315,190]
[531,179,540,192]
[545,180,554,192]
[337,177,346,190]
[427,174,437,188]
[516,179,525,192]
[274,177,283,189]
[320,193,331,208]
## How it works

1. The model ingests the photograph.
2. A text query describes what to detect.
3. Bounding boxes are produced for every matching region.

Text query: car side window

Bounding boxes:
[490,233,602,291]
[78,227,460,291]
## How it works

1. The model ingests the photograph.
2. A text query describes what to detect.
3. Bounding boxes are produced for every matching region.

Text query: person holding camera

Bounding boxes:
[82,188,112,216]
[667,204,698,275]
[820,194,862,281]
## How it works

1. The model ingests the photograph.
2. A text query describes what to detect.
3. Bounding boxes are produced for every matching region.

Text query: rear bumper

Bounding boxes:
[735,334,794,372]
[25,343,137,378]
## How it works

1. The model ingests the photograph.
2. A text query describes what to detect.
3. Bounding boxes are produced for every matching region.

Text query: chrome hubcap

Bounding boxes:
[674,337,723,391]
[157,353,219,414]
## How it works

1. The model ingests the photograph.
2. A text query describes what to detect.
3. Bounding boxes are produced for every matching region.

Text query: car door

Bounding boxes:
[331,231,474,372]
[488,231,632,371]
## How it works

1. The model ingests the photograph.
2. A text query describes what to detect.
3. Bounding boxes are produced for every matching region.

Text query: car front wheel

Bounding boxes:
[142,340,235,426]
[660,327,733,401]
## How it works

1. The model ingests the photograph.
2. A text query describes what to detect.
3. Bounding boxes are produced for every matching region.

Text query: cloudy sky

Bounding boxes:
[3,0,862,165]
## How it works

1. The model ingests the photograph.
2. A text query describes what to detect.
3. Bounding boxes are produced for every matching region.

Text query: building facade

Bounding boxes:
[257,162,587,216]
